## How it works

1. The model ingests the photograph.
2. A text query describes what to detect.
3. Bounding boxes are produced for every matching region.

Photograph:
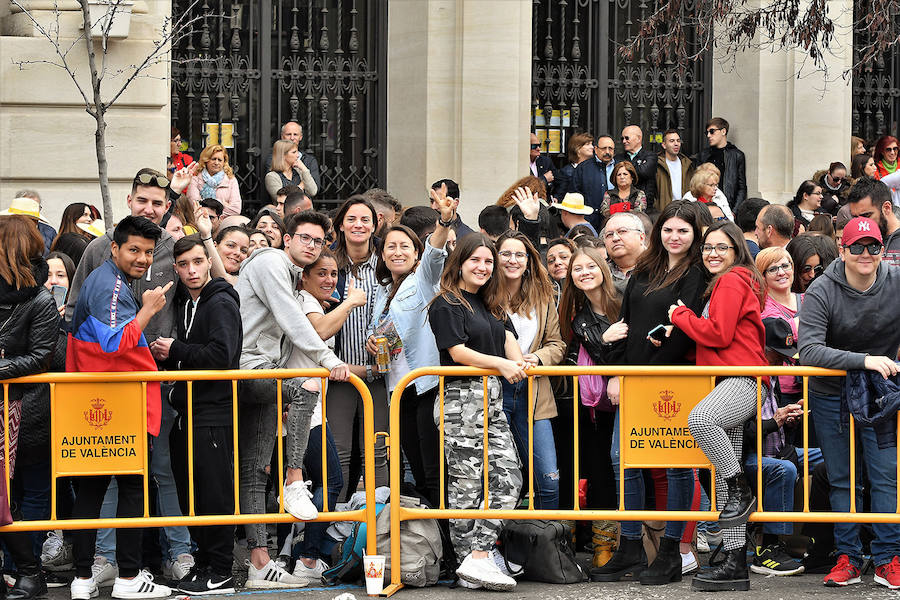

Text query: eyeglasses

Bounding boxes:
[801,264,825,276]
[530,143,541,150]
[714,215,729,222]
[621,135,630,141]
[134,172,170,188]
[765,262,793,275]
[603,227,641,240]
[706,128,721,136]
[292,232,325,248]
[701,243,734,255]
[498,250,528,261]
[843,242,883,255]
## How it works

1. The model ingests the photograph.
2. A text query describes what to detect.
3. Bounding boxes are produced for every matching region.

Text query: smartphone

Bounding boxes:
[647,324,668,342]
[51,285,67,309]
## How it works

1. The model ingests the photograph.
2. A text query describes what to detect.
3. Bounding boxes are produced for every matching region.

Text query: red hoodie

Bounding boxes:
[670,266,767,378]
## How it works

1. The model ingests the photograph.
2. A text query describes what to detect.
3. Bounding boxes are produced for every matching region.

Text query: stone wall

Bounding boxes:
[0,0,171,228]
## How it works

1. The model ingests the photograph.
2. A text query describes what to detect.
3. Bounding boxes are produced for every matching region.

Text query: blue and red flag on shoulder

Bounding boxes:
[66,259,161,436]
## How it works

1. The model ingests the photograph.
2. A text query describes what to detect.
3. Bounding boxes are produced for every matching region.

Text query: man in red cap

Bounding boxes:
[799,215,900,590]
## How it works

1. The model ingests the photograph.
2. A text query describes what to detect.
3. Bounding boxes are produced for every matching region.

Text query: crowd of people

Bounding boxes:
[2,117,900,598]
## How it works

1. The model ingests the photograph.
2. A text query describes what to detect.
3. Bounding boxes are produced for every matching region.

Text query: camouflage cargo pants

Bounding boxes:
[435,376,522,558]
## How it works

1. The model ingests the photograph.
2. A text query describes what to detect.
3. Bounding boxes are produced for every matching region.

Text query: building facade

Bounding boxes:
[0,0,874,228]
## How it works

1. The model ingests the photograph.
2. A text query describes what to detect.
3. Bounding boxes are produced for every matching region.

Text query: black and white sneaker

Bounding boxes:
[245,560,308,589]
[110,570,172,599]
[177,573,235,596]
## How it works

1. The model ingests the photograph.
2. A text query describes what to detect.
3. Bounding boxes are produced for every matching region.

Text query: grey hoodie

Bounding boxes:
[235,246,342,371]
[799,259,900,395]
[64,228,176,344]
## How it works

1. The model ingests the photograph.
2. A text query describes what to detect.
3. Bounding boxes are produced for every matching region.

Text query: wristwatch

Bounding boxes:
[365,365,375,383]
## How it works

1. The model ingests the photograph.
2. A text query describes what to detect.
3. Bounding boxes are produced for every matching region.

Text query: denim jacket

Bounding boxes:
[368,239,447,395]
[844,368,900,449]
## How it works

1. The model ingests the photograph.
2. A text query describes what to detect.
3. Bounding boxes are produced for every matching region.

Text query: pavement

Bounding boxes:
[39,552,900,600]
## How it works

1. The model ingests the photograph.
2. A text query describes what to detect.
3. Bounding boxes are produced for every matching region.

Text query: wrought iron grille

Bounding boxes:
[531,0,711,161]
[851,1,900,142]
[171,0,387,213]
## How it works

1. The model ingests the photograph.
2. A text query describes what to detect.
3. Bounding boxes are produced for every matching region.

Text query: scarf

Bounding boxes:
[881,159,898,175]
[760,385,785,457]
[200,169,225,200]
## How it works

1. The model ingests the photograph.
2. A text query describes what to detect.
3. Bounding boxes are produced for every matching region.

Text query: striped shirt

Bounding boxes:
[338,253,378,366]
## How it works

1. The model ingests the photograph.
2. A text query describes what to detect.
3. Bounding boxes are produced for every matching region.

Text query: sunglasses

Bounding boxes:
[134,172,170,188]
[886,147,899,153]
[530,143,541,150]
[844,242,883,255]
[801,264,824,276]
[706,128,721,135]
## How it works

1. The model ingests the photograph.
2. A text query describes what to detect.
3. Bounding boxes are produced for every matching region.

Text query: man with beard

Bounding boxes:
[847,177,900,267]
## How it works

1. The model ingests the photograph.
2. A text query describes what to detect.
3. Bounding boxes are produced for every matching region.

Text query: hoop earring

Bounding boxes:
[459,269,463,278]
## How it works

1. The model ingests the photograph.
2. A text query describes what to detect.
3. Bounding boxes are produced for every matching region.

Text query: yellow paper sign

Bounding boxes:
[204,123,234,148]
[619,375,713,469]
[53,383,146,476]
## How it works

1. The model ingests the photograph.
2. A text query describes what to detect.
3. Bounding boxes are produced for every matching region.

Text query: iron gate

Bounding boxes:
[531,0,711,161]
[171,0,387,213]
[851,0,900,142]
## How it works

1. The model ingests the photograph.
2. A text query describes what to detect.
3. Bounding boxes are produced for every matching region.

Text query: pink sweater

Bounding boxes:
[187,173,242,217]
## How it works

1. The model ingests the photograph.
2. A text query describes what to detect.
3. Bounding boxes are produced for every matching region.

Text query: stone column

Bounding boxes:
[710,0,854,204]
[0,1,171,226]
[386,0,533,227]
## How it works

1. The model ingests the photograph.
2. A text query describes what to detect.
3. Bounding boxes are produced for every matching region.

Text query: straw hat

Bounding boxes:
[77,219,107,238]
[0,197,41,219]
[555,192,594,215]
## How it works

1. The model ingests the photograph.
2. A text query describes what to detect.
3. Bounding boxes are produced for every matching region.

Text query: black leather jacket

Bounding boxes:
[615,148,658,209]
[571,304,614,364]
[693,142,747,209]
[0,259,59,381]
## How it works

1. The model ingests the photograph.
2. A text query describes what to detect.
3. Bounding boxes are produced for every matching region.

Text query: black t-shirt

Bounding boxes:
[708,146,726,179]
[428,290,511,366]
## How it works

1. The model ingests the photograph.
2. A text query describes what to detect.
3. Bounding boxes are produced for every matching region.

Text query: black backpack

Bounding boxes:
[499,520,586,584]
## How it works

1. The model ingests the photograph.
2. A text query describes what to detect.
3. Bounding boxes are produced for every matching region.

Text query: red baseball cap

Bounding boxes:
[841,216,883,246]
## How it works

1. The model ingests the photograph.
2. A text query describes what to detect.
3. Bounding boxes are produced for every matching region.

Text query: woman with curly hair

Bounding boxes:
[186,144,242,217]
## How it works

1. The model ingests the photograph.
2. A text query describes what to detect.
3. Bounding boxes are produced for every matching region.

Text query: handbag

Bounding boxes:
[576,344,614,412]
[0,458,12,527]
[499,520,585,584]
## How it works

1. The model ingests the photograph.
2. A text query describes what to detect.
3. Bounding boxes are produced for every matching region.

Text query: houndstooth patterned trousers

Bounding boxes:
[436,376,523,559]
[688,376,759,551]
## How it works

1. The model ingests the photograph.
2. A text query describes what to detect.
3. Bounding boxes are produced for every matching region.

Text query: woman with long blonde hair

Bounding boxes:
[265,140,318,201]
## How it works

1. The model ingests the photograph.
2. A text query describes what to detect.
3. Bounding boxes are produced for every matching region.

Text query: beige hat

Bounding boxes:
[555,192,594,215]
[0,197,40,219]
[77,219,107,238]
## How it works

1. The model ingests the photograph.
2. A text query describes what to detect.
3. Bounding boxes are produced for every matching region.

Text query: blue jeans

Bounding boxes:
[294,425,342,561]
[501,380,559,509]
[745,448,824,535]
[611,409,694,540]
[811,391,900,567]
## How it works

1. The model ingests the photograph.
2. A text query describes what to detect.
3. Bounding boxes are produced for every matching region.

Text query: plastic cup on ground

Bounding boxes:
[362,554,385,596]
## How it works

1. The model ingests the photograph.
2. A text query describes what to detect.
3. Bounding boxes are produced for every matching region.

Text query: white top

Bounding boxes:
[878,170,900,207]
[682,189,735,221]
[800,208,816,223]
[509,309,538,355]
[387,347,412,393]
[666,157,683,200]
[287,289,333,429]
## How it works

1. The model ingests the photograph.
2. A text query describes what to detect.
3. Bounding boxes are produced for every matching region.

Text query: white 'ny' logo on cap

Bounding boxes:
[859,220,871,231]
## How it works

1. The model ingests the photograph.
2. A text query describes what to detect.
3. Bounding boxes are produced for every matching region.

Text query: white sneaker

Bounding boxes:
[70,577,99,600]
[164,554,195,581]
[43,531,74,571]
[696,531,711,553]
[111,570,172,599]
[491,549,523,579]
[456,554,516,591]
[283,481,318,521]
[92,557,119,588]
[457,578,481,589]
[292,558,328,584]
[245,559,309,589]
[682,551,699,574]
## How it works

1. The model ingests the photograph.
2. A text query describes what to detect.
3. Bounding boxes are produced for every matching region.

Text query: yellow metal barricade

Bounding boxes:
[383,365,877,596]
[0,370,380,560]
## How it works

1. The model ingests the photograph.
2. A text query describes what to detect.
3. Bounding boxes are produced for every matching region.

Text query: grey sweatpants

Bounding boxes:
[238,374,318,548]
[688,376,758,551]
[437,377,522,559]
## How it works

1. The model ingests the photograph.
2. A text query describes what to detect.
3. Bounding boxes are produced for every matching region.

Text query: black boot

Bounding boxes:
[691,545,750,591]
[7,574,46,600]
[639,536,682,585]
[718,472,756,528]
[590,537,647,582]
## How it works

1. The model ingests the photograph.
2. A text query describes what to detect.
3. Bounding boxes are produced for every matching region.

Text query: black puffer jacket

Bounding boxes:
[0,259,60,470]
[0,259,59,380]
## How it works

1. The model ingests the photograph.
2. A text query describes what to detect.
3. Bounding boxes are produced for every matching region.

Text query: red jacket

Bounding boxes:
[671,266,768,380]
